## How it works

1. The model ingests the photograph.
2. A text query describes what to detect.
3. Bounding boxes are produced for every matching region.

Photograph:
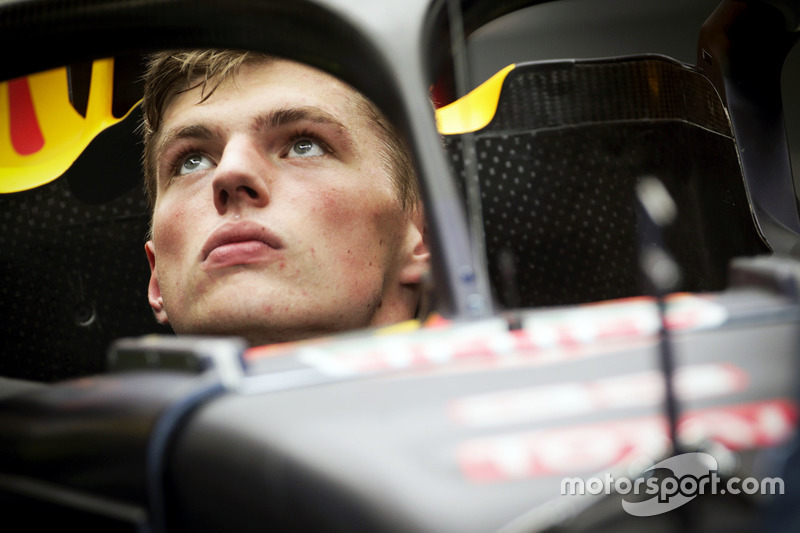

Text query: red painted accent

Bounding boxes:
[457,399,798,482]
[9,77,45,155]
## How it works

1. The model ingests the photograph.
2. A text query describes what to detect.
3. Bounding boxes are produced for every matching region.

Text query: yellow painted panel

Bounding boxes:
[436,64,515,135]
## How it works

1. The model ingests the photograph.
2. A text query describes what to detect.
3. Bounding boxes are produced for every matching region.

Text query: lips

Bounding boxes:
[201,221,284,266]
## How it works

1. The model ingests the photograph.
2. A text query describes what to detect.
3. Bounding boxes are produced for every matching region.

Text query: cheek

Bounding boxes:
[153,179,207,239]
[313,186,391,242]
[152,199,194,262]
[312,189,405,276]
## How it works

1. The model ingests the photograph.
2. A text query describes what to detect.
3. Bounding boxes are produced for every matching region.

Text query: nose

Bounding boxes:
[212,137,270,213]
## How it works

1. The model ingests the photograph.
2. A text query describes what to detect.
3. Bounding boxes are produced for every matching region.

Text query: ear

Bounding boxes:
[398,209,430,286]
[145,241,170,325]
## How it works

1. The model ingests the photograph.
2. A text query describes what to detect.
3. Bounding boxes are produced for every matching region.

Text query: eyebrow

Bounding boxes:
[257,106,348,132]
[154,123,219,173]
[154,105,354,171]
[253,106,355,151]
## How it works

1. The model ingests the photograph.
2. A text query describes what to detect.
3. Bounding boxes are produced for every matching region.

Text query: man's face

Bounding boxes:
[145,59,428,345]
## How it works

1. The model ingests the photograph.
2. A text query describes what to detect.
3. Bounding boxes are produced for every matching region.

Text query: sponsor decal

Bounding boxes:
[248,295,727,377]
[457,400,796,482]
[449,364,748,428]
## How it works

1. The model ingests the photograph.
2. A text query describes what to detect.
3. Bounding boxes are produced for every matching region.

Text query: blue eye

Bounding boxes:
[288,138,326,158]
[179,153,213,175]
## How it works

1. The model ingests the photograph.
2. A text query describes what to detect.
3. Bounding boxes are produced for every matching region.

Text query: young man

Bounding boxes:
[141,50,429,346]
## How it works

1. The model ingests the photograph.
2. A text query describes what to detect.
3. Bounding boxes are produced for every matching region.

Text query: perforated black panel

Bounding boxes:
[0,110,172,382]
[488,58,732,135]
[446,57,768,308]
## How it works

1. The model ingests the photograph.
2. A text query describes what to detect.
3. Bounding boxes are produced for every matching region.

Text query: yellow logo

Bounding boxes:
[0,58,138,193]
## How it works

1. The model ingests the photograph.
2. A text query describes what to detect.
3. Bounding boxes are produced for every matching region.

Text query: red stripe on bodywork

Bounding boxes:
[9,77,45,155]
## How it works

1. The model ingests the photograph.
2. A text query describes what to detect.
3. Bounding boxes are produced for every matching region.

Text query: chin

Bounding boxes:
[171,307,339,347]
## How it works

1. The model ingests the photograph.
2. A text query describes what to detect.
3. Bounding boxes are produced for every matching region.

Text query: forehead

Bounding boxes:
[161,58,369,130]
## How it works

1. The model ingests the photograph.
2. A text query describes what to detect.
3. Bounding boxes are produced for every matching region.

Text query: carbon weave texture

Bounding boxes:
[445,57,767,308]
[0,111,171,382]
